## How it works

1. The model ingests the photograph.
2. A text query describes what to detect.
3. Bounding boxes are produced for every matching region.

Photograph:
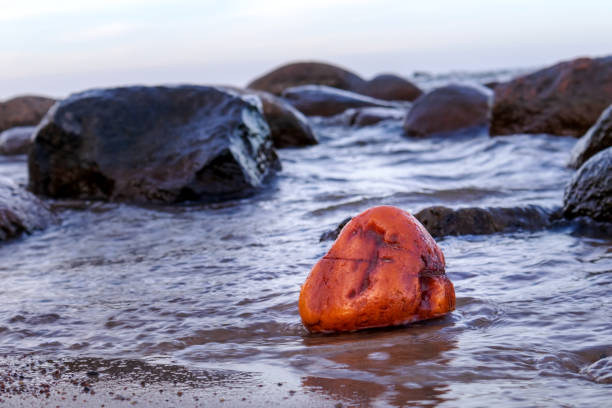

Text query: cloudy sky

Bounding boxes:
[1,0,611,99]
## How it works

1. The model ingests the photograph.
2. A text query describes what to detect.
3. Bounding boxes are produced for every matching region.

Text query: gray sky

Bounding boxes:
[1,0,611,99]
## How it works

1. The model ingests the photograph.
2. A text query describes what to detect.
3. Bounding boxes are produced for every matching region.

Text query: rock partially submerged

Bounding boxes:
[28,86,280,204]
[568,105,612,169]
[223,87,317,148]
[414,205,552,237]
[491,56,612,136]
[301,206,455,333]
[339,106,406,127]
[0,177,55,241]
[0,96,56,132]
[358,74,422,102]
[563,147,612,223]
[403,85,491,137]
[320,205,553,241]
[0,126,35,155]
[248,61,366,96]
[282,85,399,117]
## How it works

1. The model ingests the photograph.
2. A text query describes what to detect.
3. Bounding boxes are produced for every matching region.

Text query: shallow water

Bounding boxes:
[1,118,611,406]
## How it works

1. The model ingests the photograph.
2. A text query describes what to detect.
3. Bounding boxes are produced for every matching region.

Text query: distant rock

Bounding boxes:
[28,86,280,204]
[563,147,612,222]
[358,74,422,101]
[248,61,366,96]
[0,126,35,155]
[339,107,406,127]
[0,96,56,132]
[403,84,491,137]
[491,56,612,136]
[568,104,612,169]
[0,177,55,241]
[320,205,552,241]
[282,85,399,117]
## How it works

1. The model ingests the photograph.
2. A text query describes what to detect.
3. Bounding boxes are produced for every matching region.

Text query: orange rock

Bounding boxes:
[299,206,455,333]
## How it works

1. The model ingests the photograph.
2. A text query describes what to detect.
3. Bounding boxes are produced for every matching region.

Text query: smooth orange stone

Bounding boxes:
[299,205,455,333]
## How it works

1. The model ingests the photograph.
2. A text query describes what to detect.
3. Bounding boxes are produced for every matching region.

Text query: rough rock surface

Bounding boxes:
[568,105,612,169]
[403,85,491,137]
[0,96,56,132]
[0,126,35,155]
[0,177,55,241]
[563,147,612,222]
[491,56,612,136]
[248,61,366,96]
[301,205,455,333]
[282,85,399,117]
[28,86,280,203]
[358,74,422,101]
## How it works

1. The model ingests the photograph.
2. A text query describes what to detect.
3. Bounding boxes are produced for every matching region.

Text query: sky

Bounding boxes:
[1,0,611,99]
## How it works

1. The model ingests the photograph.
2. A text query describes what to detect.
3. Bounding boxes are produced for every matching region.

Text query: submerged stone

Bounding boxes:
[300,205,455,333]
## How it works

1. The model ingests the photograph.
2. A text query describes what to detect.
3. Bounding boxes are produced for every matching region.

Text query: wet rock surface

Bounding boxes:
[282,85,399,117]
[563,147,612,222]
[0,177,54,241]
[300,205,455,333]
[403,85,491,137]
[223,87,317,148]
[568,104,612,169]
[491,56,612,136]
[0,96,56,132]
[247,61,366,96]
[28,85,280,204]
[358,74,422,102]
[0,126,35,155]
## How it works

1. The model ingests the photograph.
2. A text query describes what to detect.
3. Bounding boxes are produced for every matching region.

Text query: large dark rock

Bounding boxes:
[491,56,612,136]
[358,74,422,101]
[0,96,56,132]
[28,86,280,204]
[320,205,551,241]
[563,147,612,222]
[224,87,317,148]
[403,85,491,137]
[0,177,55,241]
[568,104,612,169]
[247,61,366,96]
[0,126,35,155]
[282,85,399,117]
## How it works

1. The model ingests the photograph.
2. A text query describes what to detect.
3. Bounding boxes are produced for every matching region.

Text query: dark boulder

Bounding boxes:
[358,74,422,101]
[0,126,35,155]
[340,107,406,127]
[282,85,399,117]
[414,205,551,237]
[0,96,56,132]
[28,86,280,204]
[0,177,55,241]
[248,61,366,96]
[568,104,612,169]
[320,205,552,241]
[224,87,317,148]
[563,147,612,222]
[491,56,612,136]
[403,84,491,137]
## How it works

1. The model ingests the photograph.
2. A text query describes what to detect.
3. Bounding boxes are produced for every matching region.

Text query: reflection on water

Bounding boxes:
[0,110,611,406]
